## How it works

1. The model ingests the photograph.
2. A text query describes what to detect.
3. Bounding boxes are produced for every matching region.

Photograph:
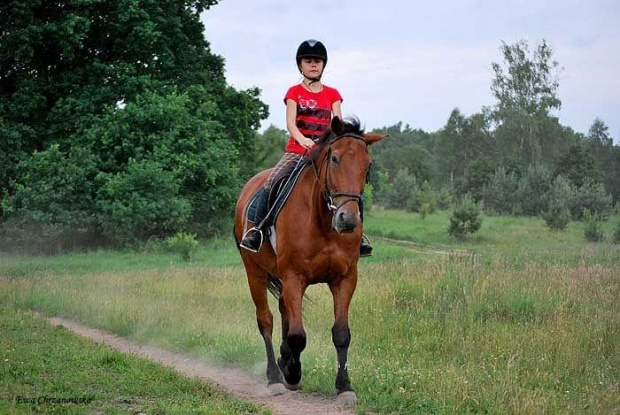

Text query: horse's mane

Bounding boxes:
[307,116,365,165]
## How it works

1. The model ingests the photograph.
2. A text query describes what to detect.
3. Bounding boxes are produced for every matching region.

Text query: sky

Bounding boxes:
[201,0,620,141]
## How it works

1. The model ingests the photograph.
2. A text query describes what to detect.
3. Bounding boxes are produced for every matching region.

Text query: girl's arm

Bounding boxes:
[332,100,343,120]
[286,99,315,149]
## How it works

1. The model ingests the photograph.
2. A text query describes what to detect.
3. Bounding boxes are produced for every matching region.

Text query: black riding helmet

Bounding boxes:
[296,40,327,83]
[296,39,328,67]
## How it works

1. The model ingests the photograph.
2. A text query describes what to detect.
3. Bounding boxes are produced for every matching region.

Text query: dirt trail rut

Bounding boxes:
[47,316,353,415]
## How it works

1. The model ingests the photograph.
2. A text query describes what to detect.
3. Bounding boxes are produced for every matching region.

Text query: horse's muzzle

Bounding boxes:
[333,208,360,233]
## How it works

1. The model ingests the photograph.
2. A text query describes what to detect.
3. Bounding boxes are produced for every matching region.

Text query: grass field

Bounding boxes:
[1,210,619,413]
[0,305,266,414]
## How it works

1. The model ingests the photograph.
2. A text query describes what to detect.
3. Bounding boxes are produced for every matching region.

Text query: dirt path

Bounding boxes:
[46,316,353,415]
[375,236,471,256]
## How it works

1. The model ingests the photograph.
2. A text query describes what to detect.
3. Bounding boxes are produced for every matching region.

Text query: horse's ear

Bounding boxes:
[331,116,344,135]
[364,133,389,146]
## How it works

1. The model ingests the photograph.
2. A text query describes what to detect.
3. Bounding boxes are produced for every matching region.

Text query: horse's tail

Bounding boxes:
[267,273,282,298]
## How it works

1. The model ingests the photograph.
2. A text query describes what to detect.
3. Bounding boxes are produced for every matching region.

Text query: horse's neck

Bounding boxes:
[299,163,332,231]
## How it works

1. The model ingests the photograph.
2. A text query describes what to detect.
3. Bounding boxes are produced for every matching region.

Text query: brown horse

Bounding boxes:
[233,116,387,404]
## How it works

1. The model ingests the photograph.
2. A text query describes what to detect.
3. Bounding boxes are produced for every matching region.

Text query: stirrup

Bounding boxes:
[360,233,373,257]
[240,227,264,253]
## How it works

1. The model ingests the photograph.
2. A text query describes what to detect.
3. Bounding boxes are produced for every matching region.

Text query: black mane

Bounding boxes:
[307,116,365,164]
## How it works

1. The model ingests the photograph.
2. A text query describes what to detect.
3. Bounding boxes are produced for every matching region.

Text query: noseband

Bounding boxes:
[311,133,367,215]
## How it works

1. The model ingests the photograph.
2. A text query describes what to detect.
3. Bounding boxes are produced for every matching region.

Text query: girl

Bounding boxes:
[240,39,371,256]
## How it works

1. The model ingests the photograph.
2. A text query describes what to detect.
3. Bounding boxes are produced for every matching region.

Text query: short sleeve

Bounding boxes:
[283,86,298,105]
[330,87,343,104]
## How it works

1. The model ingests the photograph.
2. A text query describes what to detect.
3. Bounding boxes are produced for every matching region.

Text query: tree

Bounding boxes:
[253,125,287,174]
[586,118,619,203]
[555,142,601,188]
[491,39,562,165]
[0,0,267,246]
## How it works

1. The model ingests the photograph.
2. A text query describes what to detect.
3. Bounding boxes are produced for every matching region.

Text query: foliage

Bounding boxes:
[555,142,602,188]
[0,144,99,251]
[613,221,620,244]
[0,0,267,246]
[587,118,620,203]
[166,231,199,261]
[434,108,494,186]
[385,168,417,209]
[517,164,553,216]
[543,202,570,231]
[458,159,498,202]
[583,209,604,242]
[569,180,613,220]
[482,167,520,215]
[253,125,286,174]
[363,184,374,215]
[96,160,191,245]
[448,194,483,240]
[491,39,562,165]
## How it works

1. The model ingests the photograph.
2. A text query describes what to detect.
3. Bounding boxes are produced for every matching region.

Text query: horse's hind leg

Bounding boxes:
[242,259,284,392]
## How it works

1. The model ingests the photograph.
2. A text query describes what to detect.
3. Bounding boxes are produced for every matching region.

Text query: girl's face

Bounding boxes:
[299,58,325,79]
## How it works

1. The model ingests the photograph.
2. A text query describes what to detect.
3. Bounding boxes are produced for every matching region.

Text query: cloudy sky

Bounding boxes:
[201,1,619,140]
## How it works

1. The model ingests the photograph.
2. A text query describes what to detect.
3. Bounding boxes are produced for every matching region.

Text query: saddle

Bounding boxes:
[245,160,308,228]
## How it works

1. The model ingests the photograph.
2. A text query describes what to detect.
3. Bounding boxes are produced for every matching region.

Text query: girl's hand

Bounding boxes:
[297,136,315,149]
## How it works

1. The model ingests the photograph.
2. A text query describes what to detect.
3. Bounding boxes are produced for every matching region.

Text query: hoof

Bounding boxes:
[336,391,357,406]
[267,383,287,396]
[284,380,302,391]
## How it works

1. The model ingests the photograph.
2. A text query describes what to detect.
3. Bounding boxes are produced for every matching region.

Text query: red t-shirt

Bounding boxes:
[283,84,343,154]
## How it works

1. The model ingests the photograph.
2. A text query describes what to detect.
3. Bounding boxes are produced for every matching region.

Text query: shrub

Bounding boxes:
[436,187,453,211]
[420,202,430,220]
[0,144,99,250]
[386,168,417,209]
[543,202,570,231]
[166,231,198,261]
[613,222,620,244]
[583,209,604,242]
[482,167,519,215]
[363,184,374,215]
[517,164,553,216]
[96,160,191,245]
[569,179,613,220]
[448,194,483,240]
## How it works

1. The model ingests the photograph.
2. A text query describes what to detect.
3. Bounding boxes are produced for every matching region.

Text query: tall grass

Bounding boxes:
[1,212,618,413]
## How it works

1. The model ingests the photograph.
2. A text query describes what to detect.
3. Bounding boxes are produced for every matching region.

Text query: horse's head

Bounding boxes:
[312,116,388,234]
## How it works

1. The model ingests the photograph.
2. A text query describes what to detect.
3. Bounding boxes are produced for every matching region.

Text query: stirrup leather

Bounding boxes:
[240,227,264,253]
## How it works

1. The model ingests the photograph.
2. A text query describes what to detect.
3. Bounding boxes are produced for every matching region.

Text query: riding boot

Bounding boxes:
[240,188,270,253]
[359,197,373,257]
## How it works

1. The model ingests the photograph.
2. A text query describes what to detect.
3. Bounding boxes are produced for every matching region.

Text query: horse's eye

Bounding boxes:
[331,154,339,166]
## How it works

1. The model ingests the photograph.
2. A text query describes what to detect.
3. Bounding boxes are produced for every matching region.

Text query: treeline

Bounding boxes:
[1,2,617,251]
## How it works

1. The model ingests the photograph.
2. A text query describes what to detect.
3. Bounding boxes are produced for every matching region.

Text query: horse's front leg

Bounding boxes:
[329,272,358,405]
[278,276,307,389]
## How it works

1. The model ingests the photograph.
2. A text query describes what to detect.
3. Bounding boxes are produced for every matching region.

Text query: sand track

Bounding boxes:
[45,315,353,415]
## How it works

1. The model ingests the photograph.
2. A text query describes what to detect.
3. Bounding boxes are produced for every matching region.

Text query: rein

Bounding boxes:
[310,133,367,214]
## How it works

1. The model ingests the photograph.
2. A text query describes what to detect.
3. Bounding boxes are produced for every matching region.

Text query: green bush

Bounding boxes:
[96,160,191,245]
[569,180,613,220]
[448,194,483,240]
[482,167,519,215]
[420,203,430,220]
[583,209,604,242]
[613,222,620,244]
[517,164,553,216]
[166,231,198,261]
[543,202,571,231]
[0,144,99,250]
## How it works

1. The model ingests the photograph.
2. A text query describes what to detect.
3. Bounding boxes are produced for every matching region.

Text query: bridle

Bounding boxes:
[310,133,369,215]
